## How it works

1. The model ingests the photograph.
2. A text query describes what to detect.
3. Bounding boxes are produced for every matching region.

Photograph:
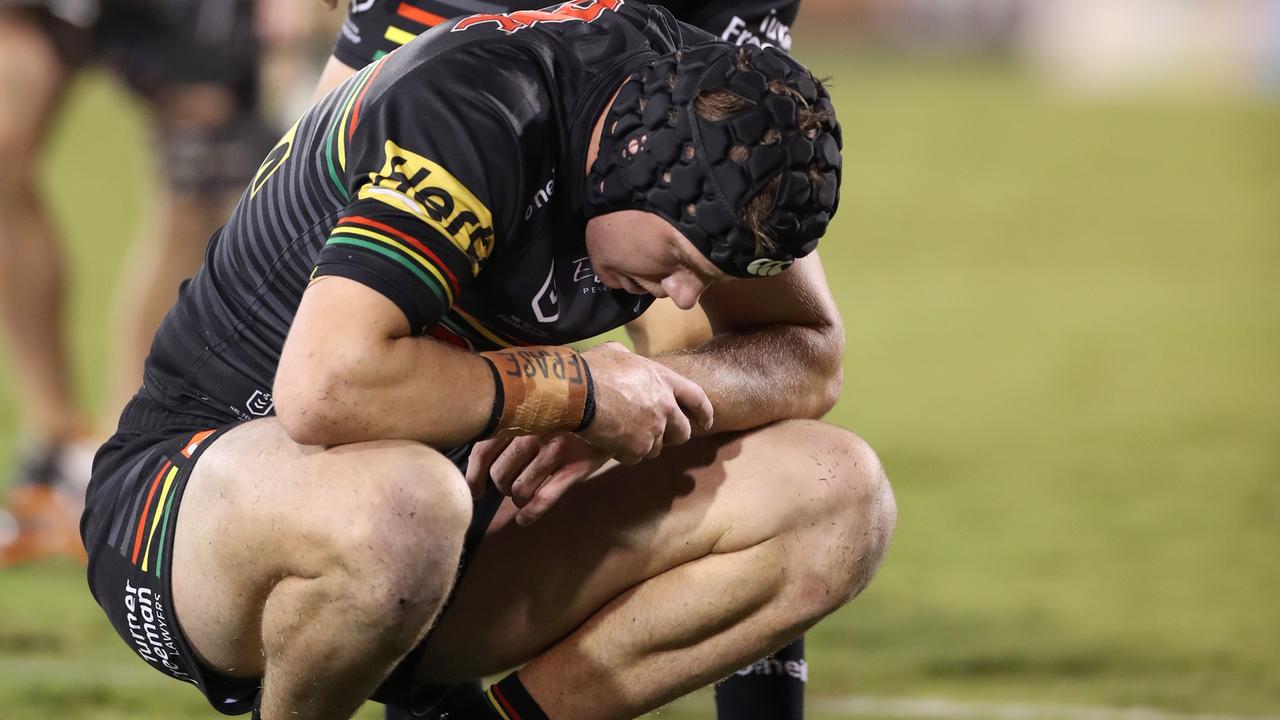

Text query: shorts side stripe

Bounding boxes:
[131,460,172,564]
[107,451,161,551]
[153,474,183,578]
[141,466,180,572]
[181,430,216,458]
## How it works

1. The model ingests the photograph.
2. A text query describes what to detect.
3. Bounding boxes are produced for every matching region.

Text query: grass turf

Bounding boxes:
[0,53,1277,719]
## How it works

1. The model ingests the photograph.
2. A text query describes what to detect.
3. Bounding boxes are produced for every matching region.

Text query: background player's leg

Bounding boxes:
[168,418,474,720]
[108,83,264,418]
[413,420,896,720]
[0,9,84,444]
[104,0,272,419]
[0,8,94,566]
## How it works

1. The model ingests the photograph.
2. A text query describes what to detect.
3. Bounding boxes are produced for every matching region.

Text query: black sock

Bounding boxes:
[714,637,806,720]
[433,672,550,720]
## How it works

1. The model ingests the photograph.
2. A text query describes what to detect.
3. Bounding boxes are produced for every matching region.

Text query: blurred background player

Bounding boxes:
[0,0,274,565]
[312,3,811,720]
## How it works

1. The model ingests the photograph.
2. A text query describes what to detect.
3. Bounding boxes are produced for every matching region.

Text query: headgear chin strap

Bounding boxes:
[587,42,842,278]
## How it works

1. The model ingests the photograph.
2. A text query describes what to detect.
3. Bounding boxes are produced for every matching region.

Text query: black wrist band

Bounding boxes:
[574,355,596,432]
[473,355,505,441]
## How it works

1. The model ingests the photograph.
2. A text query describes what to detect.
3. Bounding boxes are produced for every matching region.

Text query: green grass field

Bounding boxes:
[1,50,1278,720]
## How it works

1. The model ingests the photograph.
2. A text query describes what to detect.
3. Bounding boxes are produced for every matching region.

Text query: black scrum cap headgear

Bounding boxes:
[587,42,842,277]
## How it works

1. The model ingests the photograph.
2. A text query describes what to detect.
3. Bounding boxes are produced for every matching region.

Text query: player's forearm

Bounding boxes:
[654,321,844,433]
[626,300,713,357]
[275,334,495,448]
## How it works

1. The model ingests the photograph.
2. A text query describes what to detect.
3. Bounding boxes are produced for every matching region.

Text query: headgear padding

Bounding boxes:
[587,42,842,278]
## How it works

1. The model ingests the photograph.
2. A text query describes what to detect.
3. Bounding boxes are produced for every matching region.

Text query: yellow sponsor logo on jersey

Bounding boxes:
[360,140,495,273]
[250,120,300,198]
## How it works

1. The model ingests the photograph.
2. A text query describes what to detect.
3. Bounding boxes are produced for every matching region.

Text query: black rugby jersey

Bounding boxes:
[141,0,710,426]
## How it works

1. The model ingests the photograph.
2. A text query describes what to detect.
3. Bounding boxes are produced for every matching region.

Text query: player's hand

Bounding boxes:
[577,342,713,464]
[467,433,611,525]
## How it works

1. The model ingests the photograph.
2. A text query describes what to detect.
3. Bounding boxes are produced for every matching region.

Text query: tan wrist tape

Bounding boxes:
[478,346,595,435]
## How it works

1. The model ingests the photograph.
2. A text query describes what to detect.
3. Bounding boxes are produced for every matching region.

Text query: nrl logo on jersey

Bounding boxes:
[360,140,495,274]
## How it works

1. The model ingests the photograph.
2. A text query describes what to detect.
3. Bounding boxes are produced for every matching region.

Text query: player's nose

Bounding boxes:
[661,272,708,310]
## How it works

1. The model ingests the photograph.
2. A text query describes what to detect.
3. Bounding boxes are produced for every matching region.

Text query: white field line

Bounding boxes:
[812,696,1280,720]
[0,656,174,688]
[3,659,1277,720]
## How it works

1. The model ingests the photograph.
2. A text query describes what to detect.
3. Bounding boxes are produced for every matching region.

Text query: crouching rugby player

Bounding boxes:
[80,2,895,718]
[314,4,814,718]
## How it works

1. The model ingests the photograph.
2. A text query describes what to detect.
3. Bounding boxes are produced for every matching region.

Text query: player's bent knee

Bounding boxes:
[271,443,475,657]
[782,421,897,615]
[330,443,472,616]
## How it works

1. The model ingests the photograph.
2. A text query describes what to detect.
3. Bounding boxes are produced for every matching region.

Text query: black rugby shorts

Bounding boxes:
[2,0,259,101]
[333,0,802,70]
[81,396,258,714]
[93,0,260,102]
[82,393,499,714]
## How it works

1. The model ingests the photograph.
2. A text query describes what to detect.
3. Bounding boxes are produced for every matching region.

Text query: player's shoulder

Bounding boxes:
[344,22,549,142]
[430,0,702,67]
[345,0,711,145]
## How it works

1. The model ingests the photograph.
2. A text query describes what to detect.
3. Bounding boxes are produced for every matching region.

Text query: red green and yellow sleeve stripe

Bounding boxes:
[325,215,462,308]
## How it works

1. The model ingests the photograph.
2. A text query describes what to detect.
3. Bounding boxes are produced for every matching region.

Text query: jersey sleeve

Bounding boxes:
[313,46,531,335]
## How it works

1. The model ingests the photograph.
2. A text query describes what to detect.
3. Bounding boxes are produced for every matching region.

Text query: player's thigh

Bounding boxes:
[170,416,468,675]
[0,9,74,169]
[145,82,267,206]
[416,419,885,682]
[128,1,267,202]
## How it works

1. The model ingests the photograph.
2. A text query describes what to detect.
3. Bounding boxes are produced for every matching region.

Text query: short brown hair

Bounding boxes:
[693,49,834,255]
